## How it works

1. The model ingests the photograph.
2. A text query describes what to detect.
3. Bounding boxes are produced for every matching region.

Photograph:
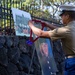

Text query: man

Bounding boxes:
[39,42,57,75]
[28,4,75,75]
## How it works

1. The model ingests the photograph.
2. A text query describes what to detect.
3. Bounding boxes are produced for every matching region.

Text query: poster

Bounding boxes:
[12,8,31,36]
[34,23,58,75]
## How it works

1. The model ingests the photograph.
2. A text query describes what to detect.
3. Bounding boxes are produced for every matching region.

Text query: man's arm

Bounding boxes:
[44,22,57,30]
[28,20,51,38]
[32,19,57,30]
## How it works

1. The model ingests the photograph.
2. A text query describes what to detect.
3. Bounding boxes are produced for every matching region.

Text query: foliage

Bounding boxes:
[0,0,75,28]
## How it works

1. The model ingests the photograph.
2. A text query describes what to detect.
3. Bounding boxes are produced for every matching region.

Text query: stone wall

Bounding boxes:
[0,36,42,75]
[0,36,65,75]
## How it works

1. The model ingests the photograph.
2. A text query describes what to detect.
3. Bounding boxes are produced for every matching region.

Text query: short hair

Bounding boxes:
[61,10,75,20]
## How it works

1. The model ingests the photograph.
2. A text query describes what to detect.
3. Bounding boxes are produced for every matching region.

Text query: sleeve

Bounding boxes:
[49,27,70,41]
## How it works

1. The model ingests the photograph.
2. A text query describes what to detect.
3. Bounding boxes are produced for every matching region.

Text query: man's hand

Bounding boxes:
[28,20,34,26]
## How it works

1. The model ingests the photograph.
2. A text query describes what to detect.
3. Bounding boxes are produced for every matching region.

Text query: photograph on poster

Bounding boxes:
[12,8,31,37]
[37,38,58,75]
[33,23,58,75]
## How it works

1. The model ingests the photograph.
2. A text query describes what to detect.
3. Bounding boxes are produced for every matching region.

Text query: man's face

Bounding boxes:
[61,15,67,25]
[41,43,48,56]
[61,14,70,25]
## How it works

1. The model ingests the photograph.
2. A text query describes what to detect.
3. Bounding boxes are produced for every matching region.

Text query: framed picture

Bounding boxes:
[34,23,58,75]
[12,8,31,36]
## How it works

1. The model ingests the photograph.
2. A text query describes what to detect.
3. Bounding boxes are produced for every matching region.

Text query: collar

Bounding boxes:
[67,20,75,26]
